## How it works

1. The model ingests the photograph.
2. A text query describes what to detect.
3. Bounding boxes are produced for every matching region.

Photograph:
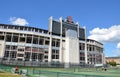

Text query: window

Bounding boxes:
[44,55,48,59]
[25,52,30,61]
[56,41,60,47]
[0,36,4,40]
[12,36,18,42]
[26,37,32,43]
[79,43,85,50]
[39,38,44,45]
[19,37,25,42]
[25,47,31,51]
[44,51,48,53]
[11,46,17,50]
[17,54,24,57]
[6,45,10,50]
[18,49,24,52]
[52,40,55,46]
[45,40,49,45]
[80,57,85,60]
[33,37,38,44]
[32,53,37,60]
[52,55,55,59]
[52,39,60,47]
[52,49,59,59]
[4,51,9,58]
[10,51,16,58]
[6,35,12,42]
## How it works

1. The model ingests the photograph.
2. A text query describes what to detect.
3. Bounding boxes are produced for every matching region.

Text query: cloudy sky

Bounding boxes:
[0,0,120,57]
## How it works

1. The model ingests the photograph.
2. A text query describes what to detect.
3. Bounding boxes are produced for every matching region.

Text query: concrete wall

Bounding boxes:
[0,40,5,58]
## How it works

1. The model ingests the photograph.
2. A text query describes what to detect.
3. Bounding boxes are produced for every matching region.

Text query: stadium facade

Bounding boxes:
[0,16,105,67]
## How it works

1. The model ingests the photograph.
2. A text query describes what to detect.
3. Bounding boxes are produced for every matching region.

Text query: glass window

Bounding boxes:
[4,51,9,58]
[12,36,18,42]
[19,37,25,42]
[52,40,55,46]
[25,52,30,61]
[26,37,32,43]
[17,54,24,57]
[33,37,38,44]
[6,35,12,42]
[11,46,17,50]
[45,40,49,45]
[56,41,60,47]
[0,36,4,40]
[10,51,17,58]
[39,38,44,45]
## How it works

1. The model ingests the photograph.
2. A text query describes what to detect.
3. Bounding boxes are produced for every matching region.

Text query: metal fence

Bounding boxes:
[0,58,95,68]
[0,64,120,77]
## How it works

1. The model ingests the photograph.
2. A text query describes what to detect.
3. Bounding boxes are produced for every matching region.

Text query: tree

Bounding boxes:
[108,60,116,66]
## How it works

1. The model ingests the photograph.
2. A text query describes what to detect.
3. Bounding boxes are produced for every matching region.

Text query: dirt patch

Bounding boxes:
[0,71,5,73]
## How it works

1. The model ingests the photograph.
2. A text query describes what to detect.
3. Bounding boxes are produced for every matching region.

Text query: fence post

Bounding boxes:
[57,72,59,77]
[39,70,41,75]
[27,67,28,75]
[33,68,34,74]
[74,67,75,72]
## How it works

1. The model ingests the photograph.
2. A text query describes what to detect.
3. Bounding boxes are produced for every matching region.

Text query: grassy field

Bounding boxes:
[0,71,25,77]
[1,64,120,77]
[26,67,120,77]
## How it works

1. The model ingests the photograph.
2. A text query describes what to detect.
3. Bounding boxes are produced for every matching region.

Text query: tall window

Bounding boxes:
[19,37,25,42]
[39,37,44,45]
[26,36,32,43]
[52,49,59,59]
[12,36,18,42]
[6,35,12,42]
[33,37,38,44]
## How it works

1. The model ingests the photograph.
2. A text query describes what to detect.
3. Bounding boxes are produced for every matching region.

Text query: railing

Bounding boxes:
[0,64,120,77]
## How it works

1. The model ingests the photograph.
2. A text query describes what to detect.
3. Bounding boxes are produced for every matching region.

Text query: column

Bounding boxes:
[84,27,88,64]
[48,16,53,62]
[59,17,63,63]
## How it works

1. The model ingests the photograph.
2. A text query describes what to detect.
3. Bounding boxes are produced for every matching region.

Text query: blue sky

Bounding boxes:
[0,0,120,57]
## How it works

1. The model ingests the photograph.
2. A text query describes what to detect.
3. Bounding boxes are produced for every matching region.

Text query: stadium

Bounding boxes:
[0,16,105,67]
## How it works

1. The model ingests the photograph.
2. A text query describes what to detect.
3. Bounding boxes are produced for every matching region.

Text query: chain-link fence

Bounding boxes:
[0,64,120,77]
[0,58,96,68]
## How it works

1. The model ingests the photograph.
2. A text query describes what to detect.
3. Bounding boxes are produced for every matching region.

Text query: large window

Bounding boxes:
[52,49,59,59]
[12,36,18,42]
[19,37,25,42]
[10,51,16,58]
[52,39,60,47]
[4,51,9,58]
[5,45,11,50]
[11,46,17,50]
[0,36,4,40]
[39,37,44,45]
[26,37,32,43]
[6,35,12,42]
[79,43,85,50]
[33,37,38,44]
[25,52,30,61]
[32,53,37,61]
[17,54,24,57]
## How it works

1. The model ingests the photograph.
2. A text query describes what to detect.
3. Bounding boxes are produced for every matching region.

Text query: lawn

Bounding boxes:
[1,64,120,77]
[27,67,120,77]
[0,71,25,77]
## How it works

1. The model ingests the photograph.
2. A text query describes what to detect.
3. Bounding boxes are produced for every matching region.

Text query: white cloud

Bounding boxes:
[88,25,120,52]
[88,25,120,43]
[117,42,120,48]
[9,17,29,26]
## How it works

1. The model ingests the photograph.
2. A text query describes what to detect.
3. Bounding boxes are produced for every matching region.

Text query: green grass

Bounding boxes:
[27,67,120,77]
[0,71,25,77]
[1,64,120,77]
